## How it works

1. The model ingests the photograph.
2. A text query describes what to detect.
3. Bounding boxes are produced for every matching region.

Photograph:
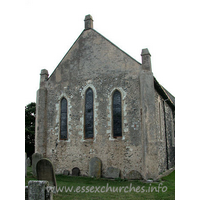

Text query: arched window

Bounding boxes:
[60,97,67,140]
[112,90,122,137]
[85,88,94,139]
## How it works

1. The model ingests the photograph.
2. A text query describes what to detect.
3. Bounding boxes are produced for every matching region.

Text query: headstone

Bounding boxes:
[28,180,50,200]
[125,170,143,180]
[27,181,53,200]
[72,167,80,176]
[25,152,27,177]
[105,167,121,179]
[36,158,57,189]
[63,170,70,176]
[89,157,102,178]
[32,153,43,177]
[27,157,31,167]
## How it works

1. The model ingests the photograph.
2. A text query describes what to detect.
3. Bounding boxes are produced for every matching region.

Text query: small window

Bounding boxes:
[112,90,122,137]
[172,111,175,147]
[85,88,94,139]
[159,102,162,140]
[60,98,67,140]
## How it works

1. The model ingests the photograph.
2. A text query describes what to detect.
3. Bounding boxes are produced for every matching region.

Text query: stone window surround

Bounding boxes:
[108,87,127,141]
[56,85,128,143]
[84,87,94,139]
[60,97,68,140]
[112,89,122,138]
[171,111,175,147]
[158,95,163,141]
[57,92,72,143]
[80,84,98,142]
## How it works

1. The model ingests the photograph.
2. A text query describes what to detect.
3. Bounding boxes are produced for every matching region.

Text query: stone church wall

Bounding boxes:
[164,102,175,169]
[45,74,142,178]
[35,16,175,179]
[154,90,175,174]
[42,29,143,178]
[154,90,167,174]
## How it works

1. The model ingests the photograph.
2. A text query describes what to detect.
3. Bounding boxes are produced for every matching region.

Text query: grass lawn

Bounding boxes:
[25,167,175,200]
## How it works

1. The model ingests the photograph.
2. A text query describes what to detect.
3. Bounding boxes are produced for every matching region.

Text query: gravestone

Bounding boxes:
[125,170,143,180]
[89,157,102,178]
[36,158,57,188]
[63,170,70,176]
[105,167,121,179]
[27,157,31,167]
[72,167,80,176]
[32,153,42,177]
[28,180,53,200]
[25,153,27,177]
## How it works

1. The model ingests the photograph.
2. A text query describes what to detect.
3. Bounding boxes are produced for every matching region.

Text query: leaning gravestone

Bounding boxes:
[89,157,102,178]
[105,167,121,179]
[36,158,57,188]
[72,167,80,176]
[32,153,43,177]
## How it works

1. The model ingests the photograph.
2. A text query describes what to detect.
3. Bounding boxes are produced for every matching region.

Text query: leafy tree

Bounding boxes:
[25,102,36,159]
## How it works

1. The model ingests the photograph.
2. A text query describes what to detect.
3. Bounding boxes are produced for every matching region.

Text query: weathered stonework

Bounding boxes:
[36,158,57,188]
[32,153,43,177]
[27,181,53,200]
[89,157,102,178]
[105,167,121,179]
[35,15,175,180]
[125,170,143,180]
[154,91,167,174]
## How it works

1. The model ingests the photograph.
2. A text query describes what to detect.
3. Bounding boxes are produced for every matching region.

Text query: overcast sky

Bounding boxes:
[1,0,199,106]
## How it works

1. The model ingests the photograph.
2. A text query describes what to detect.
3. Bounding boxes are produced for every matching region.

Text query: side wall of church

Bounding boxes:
[154,90,167,174]
[154,90,175,174]
[164,102,175,169]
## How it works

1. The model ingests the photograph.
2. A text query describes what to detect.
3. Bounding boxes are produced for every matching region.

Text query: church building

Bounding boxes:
[35,15,175,180]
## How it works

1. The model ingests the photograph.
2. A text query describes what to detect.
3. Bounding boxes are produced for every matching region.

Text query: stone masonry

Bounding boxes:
[35,15,175,180]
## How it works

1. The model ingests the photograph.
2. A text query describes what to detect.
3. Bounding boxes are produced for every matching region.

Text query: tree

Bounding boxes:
[25,102,36,159]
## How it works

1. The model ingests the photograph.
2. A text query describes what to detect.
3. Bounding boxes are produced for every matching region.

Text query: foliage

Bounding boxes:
[25,102,36,158]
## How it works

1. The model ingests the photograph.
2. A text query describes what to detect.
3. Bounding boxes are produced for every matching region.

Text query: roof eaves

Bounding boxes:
[154,77,175,110]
